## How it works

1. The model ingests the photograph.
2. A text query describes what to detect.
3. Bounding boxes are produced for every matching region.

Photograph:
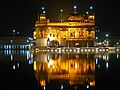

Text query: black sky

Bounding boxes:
[0,0,120,37]
[96,1,120,37]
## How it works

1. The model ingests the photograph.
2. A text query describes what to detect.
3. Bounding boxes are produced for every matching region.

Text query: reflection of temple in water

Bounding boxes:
[33,52,95,88]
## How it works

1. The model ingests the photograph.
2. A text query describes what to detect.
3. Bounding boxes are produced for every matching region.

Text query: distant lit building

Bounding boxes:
[0,37,31,49]
[33,11,95,47]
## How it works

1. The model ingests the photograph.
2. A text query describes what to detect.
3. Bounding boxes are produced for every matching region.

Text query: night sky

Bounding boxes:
[0,0,120,37]
[96,1,120,37]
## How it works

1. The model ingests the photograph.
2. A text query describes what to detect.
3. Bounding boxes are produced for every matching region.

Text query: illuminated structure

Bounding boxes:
[33,52,95,87]
[0,37,30,49]
[33,7,95,47]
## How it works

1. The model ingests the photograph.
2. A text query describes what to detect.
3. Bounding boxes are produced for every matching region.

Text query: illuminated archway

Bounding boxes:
[48,40,59,47]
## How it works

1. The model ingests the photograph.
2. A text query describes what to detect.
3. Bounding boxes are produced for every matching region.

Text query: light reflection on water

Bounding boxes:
[0,50,120,89]
[33,52,95,90]
[32,51,120,90]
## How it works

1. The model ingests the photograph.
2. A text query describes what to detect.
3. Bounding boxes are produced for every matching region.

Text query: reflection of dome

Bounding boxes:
[35,71,48,87]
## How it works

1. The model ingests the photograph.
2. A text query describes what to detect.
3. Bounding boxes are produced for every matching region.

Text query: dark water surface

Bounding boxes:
[0,50,120,90]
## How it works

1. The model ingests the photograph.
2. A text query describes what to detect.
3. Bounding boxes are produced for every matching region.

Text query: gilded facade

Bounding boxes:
[33,13,95,47]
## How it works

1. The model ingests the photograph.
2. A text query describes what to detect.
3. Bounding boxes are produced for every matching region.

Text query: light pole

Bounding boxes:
[104,33,110,47]
[60,9,63,22]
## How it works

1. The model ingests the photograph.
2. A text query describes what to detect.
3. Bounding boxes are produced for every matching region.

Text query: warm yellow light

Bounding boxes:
[33,61,37,71]
[89,15,95,19]
[40,80,46,86]
[90,81,95,86]
[48,36,53,41]
[48,59,54,68]
[34,31,36,34]
[33,36,36,39]
[40,16,46,20]
[33,31,37,39]
[69,81,74,85]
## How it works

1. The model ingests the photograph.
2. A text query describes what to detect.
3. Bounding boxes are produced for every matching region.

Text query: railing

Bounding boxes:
[30,46,120,53]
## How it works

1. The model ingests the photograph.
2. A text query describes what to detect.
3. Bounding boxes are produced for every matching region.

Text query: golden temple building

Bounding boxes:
[33,9,95,47]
